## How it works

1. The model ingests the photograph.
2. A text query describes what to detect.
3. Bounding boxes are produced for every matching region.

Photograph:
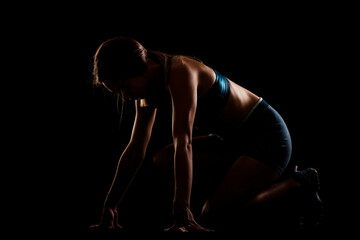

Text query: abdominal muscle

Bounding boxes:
[212,79,261,134]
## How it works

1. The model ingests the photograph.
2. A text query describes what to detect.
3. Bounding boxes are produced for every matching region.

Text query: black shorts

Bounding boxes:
[224,98,292,175]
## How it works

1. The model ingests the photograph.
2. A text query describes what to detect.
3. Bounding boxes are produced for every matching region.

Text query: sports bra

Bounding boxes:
[195,70,230,128]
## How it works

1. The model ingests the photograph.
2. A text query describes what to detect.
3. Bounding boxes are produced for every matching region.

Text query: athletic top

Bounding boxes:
[195,70,230,128]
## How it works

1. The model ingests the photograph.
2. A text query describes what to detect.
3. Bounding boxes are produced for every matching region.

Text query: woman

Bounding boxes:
[89,36,322,232]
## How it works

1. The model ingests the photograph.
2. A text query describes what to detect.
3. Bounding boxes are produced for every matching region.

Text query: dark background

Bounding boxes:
[8,4,355,236]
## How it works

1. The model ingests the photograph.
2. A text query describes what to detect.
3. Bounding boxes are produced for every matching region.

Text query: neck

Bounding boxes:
[145,59,167,91]
[141,59,168,106]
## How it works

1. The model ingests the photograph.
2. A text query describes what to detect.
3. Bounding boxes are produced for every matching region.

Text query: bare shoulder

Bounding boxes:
[169,55,212,81]
[169,56,195,74]
[171,55,206,69]
[167,56,196,86]
[169,55,215,97]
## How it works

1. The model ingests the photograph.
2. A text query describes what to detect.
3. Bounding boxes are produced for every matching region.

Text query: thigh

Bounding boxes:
[202,155,280,216]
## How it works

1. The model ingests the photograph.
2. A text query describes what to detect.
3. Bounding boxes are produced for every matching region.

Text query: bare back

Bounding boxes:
[169,56,260,133]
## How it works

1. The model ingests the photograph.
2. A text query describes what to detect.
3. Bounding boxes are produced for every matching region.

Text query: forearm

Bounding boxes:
[173,142,193,211]
[104,143,145,209]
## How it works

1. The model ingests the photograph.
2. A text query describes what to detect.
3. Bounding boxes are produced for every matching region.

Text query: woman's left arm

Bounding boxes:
[167,66,213,232]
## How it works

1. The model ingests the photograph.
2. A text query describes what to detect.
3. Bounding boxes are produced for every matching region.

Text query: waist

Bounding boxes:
[241,97,266,125]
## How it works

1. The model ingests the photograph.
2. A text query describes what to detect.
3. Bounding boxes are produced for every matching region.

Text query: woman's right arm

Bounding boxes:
[103,99,157,210]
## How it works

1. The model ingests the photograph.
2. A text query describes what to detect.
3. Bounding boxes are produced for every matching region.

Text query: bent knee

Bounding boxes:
[150,145,174,167]
[201,198,244,228]
[201,199,214,224]
[201,198,229,223]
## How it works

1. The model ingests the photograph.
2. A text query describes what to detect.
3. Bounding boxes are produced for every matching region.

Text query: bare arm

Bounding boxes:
[165,60,214,232]
[103,100,157,210]
[168,66,199,225]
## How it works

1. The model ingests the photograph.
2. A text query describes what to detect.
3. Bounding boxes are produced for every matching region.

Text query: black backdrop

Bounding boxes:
[10,6,354,236]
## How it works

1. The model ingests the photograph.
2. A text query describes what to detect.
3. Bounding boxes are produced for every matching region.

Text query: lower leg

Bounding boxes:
[246,167,324,231]
[246,166,321,208]
[246,176,301,207]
